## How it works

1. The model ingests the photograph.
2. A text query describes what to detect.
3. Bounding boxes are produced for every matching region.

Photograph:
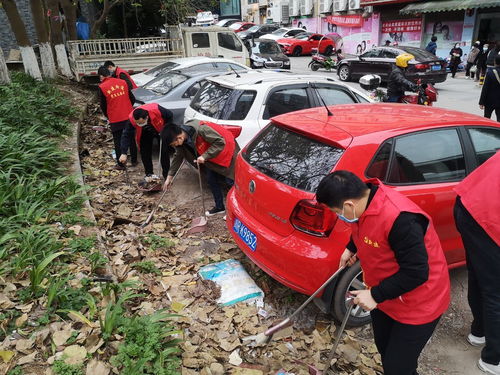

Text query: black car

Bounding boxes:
[246,39,290,69]
[238,24,280,40]
[337,46,448,84]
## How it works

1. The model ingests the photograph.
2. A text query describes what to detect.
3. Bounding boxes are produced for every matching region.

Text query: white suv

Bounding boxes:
[184,70,372,147]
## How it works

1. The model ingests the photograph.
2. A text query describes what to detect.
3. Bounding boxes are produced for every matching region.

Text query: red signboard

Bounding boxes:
[326,15,364,27]
[382,19,422,33]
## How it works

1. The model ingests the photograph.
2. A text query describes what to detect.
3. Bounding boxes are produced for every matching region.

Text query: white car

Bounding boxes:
[131,57,250,87]
[196,11,215,26]
[260,27,306,41]
[184,70,372,147]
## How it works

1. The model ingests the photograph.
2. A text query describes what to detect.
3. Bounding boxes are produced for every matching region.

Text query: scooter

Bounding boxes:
[308,50,344,72]
[400,82,438,106]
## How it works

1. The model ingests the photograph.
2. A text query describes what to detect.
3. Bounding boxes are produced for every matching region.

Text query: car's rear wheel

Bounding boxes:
[338,64,351,81]
[331,261,371,327]
[292,46,302,57]
[324,45,333,56]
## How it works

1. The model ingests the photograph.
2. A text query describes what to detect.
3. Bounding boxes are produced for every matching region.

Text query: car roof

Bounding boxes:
[206,70,341,87]
[169,56,244,66]
[272,104,497,147]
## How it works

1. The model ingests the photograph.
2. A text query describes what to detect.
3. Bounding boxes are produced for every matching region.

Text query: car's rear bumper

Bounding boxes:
[226,188,349,295]
[408,72,448,84]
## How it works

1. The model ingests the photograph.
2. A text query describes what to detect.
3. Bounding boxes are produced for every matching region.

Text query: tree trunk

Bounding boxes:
[47,0,73,78]
[90,0,123,38]
[30,0,57,78]
[0,47,11,84]
[2,0,42,80]
[60,0,78,40]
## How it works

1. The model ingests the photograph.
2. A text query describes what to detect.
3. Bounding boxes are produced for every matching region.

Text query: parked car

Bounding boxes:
[229,22,255,33]
[277,33,335,56]
[226,104,500,326]
[238,24,280,40]
[260,27,306,41]
[216,18,240,28]
[337,46,448,83]
[131,57,249,86]
[196,11,215,26]
[184,71,371,146]
[247,39,290,69]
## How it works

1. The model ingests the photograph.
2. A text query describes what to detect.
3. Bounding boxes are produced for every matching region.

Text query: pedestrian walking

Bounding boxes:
[161,120,239,216]
[104,60,138,90]
[119,103,173,181]
[486,41,500,71]
[479,56,500,122]
[449,43,463,78]
[425,36,438,55]
[454,150,500,374]
[477,44,490,84]
[466,41,481,79]
[97,66,137,170]
[316,171,450,375]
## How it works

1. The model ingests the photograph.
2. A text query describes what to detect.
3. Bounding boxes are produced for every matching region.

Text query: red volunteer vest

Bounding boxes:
[454,151,500,246]
[115,66,137,89]
[99,77,133,123]
[352,180,450,325]
[128,103,166,148]
[195,122,236,168]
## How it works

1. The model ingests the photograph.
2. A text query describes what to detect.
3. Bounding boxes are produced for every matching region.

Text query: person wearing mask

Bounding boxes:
[477,44,490,84]
[104,60,138,90]
[119,104,173,181]
[486,41,500,72]
[479,56,500,122]
[454,150,500,374]
[316,171,450,375]
[425,36,438,55]
[161,120,239,216]
[387,53,418,103]
[97,66,137,170]
[449,43,463,78]
[466,41,481,79]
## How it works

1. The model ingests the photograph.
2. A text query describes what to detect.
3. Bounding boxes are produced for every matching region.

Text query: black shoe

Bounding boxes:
[205,207,225,216]
[114,164,126,171]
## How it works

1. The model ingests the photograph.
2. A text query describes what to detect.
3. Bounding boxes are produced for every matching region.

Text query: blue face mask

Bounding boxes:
[337,203,358,223]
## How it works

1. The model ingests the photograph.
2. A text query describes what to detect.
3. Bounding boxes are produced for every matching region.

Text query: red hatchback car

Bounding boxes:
[226,103,500,326]
[277,33,335,56]
[229,22,255,33]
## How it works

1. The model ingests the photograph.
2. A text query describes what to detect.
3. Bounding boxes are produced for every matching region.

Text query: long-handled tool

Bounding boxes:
[124,166,131,186]
[186,162,208,234]
[242,266,346,347]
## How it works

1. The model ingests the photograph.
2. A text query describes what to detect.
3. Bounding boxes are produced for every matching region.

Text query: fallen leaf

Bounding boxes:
[171,301,186,313]
[0,350,15,363]
[86,359,110,375]
[15,314,28,328]
[63,345,87,365]
[17,351,37,365]
[53,328,73,346]
[69,225,82,235]
[228,349,243,366]
[15,338,34,352]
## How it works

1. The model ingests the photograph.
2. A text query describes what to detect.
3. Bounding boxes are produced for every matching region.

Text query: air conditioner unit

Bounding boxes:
[348,0,360,10]
[333,0,348,12]
[302,0,313,15]
[289,0,300,16]
[281,4,290,23]
[320,0,333,13]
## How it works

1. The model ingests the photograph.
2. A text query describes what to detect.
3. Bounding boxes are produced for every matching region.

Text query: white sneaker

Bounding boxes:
[478,359,500,374]
[468,333,486,346]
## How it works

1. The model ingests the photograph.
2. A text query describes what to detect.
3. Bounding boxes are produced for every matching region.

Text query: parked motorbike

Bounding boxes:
[308,49,344,72]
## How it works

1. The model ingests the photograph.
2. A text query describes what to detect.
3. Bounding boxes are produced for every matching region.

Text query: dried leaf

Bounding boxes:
[86,359,110,375]
[15,314,28,328]
[0,350,15,363]
[17,351,37,365]
[63,345,87,365]
[228,349,243,366]
[53,328,73,346]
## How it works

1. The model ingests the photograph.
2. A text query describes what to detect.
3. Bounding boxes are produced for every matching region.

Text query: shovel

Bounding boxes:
[186,162,207,234]
[242,266,346,347]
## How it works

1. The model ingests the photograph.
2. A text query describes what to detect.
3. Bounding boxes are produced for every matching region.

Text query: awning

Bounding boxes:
[361,0,418,5]
[401,0,500,14]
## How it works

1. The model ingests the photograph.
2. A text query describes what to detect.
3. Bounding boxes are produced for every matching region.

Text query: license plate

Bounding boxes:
[233,218,257,251]
[432,65,441,71]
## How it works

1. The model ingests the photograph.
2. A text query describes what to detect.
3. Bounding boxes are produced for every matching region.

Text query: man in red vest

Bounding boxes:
[97,66,137,169]
[454,151,500,374]
[104,60,138,90]
[316,170,450,375]
[119,104,173,180]
[161,120,239,216]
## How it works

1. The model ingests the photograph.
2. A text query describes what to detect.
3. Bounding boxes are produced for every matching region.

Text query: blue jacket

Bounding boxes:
[426,41,437,55]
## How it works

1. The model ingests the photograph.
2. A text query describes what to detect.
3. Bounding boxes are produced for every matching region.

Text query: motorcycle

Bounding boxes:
[400,82,438,106]
[308,50,344,72]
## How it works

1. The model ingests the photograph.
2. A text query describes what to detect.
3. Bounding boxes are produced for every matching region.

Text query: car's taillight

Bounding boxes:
[290,199,336,237]
[415,63,429,70]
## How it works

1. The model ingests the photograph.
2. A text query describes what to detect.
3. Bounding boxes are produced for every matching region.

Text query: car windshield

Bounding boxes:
[399,46,437,61]
[146,61,180,77]
[252,41,281,54]
[243,124,344,192]
[143,72,188,95]
[190,82,256,120]
[272,28,288,35]
[197,12,212,19]
[295,34,310,40]
[229,23,242,30]
[247,26,259,32]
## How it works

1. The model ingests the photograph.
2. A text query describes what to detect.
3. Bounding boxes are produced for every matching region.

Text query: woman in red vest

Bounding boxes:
[104,60,138,90]
[161,120,239,216]
[454,151,500,375]
[316,170,450,375]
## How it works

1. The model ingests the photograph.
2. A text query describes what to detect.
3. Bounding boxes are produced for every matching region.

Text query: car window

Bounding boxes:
[273,28,287,35]
[380,50,397,58]
[289,30,304,36]
[214,62,245,71]
[295,34,310,40]
[243,124,344,192]
[181,63,214,73]
[468,127,500,166]
[399,46,436,61]
[361,49,381,58]
[353,91,369,103]
[147,61,180,77]
[248,26,260,32]
[264,88,310,120]
[387,129,465,184]
[226,91,257,120]
[143,72,189,95]
[218,32,243,51]
[366,140,393,180]
[192,33,210,48]
[311,35,322,41]
[316,87,356,105]
[182,82,202,98]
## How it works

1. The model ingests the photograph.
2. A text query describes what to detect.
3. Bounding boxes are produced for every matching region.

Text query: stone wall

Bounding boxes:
[0,0,38,58]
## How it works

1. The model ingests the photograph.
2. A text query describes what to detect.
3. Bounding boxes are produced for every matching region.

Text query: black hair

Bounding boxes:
[385,40,391,45]
[431,36,437,42]
[133,108,148,120]
[97,66,110,77]
[104,60,115,68]
[161,124,183,145]
[316,170,368,208]
[495,55,500,66]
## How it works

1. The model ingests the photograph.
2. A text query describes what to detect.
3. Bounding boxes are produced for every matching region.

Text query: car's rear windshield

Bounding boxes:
[399,46,437,61]
[146,61,180,77]
[252,41,282,54]
[243,124,344,192]
[190,82,256,120]
[229,23,242,30]
[143,72,189,95]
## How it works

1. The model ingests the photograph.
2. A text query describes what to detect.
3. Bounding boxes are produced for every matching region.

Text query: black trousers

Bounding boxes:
[484,107,500,122]
[465,62,475,78]
[112,128,137,164]
[139,129,170,178]
[206,169,233,210]
[370,309,440,375]
[454,197,500,365]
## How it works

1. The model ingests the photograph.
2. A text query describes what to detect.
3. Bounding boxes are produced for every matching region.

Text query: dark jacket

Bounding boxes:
[425,41,437,55]
[486,47,500,67]
[449,47,463,66]
[387,65,417,98]
[479,67,500,109]
[477,49,489,69]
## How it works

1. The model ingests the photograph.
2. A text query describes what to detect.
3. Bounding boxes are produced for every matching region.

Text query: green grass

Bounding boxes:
[132,260,161,275]
[52,361,83,375]
[141,234,176,251]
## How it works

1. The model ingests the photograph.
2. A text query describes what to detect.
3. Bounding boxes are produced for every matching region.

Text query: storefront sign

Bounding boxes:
[327,15,364,28]
[382,19,422,33]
